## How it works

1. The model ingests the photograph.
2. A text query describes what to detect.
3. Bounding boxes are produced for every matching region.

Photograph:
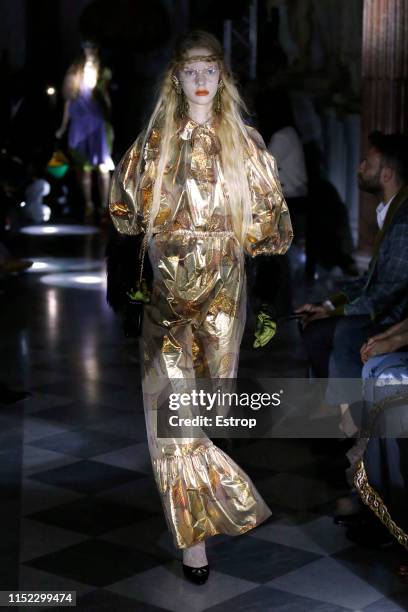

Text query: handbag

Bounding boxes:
[123,241,151,338]
[122,218,151,337]
[106,227,152,338]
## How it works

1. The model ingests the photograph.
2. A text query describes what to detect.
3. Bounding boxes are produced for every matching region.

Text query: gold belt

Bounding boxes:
[154,229,235,238]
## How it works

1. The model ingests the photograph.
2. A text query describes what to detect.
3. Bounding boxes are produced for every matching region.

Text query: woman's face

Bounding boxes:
[178,47,220,107]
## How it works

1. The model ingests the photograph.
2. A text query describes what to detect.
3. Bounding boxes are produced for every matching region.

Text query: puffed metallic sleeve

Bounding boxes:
[109,129,162,235]
[244,127,293,257]
[109,136,143,234]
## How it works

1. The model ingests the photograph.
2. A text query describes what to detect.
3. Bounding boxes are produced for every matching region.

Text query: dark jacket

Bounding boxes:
[330,187,408,325]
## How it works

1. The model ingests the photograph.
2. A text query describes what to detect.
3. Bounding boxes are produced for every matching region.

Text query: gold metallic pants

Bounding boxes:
[141,232,271,549]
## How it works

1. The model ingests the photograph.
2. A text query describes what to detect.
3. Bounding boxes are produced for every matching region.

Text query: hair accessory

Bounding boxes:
[214,80,224,115]
[171,75,189,118]
[177,94,189,119]
[173,53,222,68]
[171,74,182,94]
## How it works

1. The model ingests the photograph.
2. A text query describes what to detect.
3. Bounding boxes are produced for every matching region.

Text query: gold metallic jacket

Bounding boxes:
[110,118,293,255]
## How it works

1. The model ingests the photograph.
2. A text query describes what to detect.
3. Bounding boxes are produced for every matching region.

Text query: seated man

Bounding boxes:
[296,132,408,393]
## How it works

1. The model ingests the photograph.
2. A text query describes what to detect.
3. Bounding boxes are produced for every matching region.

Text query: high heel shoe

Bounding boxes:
[182,563,209,585]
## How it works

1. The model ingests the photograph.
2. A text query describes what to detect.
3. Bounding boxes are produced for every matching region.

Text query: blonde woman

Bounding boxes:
[56,41,114,220]
[109,31,293,584]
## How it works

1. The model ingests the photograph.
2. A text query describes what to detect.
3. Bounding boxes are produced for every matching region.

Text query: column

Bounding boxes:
[359,0,408,251]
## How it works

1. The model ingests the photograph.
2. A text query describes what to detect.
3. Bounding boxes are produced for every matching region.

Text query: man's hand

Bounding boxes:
[253,311,277,348]
[360,318,408,363]
[365,319,408,346]
[360,336,402,363]
[295,303,331,327]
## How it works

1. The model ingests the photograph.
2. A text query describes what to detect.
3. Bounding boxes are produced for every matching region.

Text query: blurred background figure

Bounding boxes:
[55,40,114,222]
[22,178,51,224]
[255,88,357,283]
[257,90,308,241]
[304,141,358,280]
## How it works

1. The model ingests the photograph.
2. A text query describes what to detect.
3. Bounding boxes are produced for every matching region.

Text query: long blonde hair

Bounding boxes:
[62,49,101,101]
[137,30,253,244]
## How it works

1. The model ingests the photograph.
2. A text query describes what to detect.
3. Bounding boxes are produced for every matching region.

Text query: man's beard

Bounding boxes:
[358,172,383,196]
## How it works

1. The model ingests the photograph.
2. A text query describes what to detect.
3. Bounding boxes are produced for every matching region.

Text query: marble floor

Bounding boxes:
[0,225,407,611]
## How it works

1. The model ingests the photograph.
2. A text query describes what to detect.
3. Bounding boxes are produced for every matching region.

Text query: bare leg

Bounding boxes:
[79,170,93,220]
[97,165,111,211]
[339,402,358,437]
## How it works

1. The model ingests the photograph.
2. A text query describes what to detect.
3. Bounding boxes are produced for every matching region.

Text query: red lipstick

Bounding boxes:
[195,89,209,96]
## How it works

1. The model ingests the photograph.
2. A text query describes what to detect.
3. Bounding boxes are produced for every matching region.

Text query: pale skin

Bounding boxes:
[177,47,220,124]
[295,146,403,327]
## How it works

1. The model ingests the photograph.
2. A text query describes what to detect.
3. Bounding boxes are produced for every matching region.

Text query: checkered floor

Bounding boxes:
[1,239,407,611]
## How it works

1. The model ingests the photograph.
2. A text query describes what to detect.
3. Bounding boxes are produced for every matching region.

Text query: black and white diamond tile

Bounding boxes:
[211,535,322,584]
[29,428,136,459]
[363,597,408,612]
[92,440,152,473]
[22,391,72,415]
[205,585,351,612]
[28,401,126,426]
[23,444,80,475]
[27,496,152,536]
[23,417,77,444]
[333,545,408,602]
[256,472,343,512]
[249,515,353,556]
[88,412,147,441]
[25,539,161,587]
[107,561,259,612]
[33,378,125,401]
[266,557,385,610]
[75,589,164,611]
[19,565,95,599]
[29,459,144,494]
[21,478,83,515]
[19,518,88,562]
[95,476,163,513]
[100,515,176,562]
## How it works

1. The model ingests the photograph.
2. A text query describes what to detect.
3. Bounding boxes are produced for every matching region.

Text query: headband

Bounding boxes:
[173,54,223,68]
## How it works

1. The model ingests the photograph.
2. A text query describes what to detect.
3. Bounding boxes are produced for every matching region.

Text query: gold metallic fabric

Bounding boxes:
[110,117,292,549]
[154,441,270,548]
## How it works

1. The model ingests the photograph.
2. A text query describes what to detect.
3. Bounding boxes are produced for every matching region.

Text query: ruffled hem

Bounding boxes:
[153,442,271,549]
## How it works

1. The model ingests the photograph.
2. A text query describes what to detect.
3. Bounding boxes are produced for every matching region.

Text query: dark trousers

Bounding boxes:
[301,315,383,380]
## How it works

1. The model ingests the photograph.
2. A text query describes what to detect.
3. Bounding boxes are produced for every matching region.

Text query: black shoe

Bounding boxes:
[182,564,209,585]
[334,512,367,528]
[346,524,393,549]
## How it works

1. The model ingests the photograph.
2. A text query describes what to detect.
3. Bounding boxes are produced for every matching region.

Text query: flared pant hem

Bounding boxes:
[153,441,272,550]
